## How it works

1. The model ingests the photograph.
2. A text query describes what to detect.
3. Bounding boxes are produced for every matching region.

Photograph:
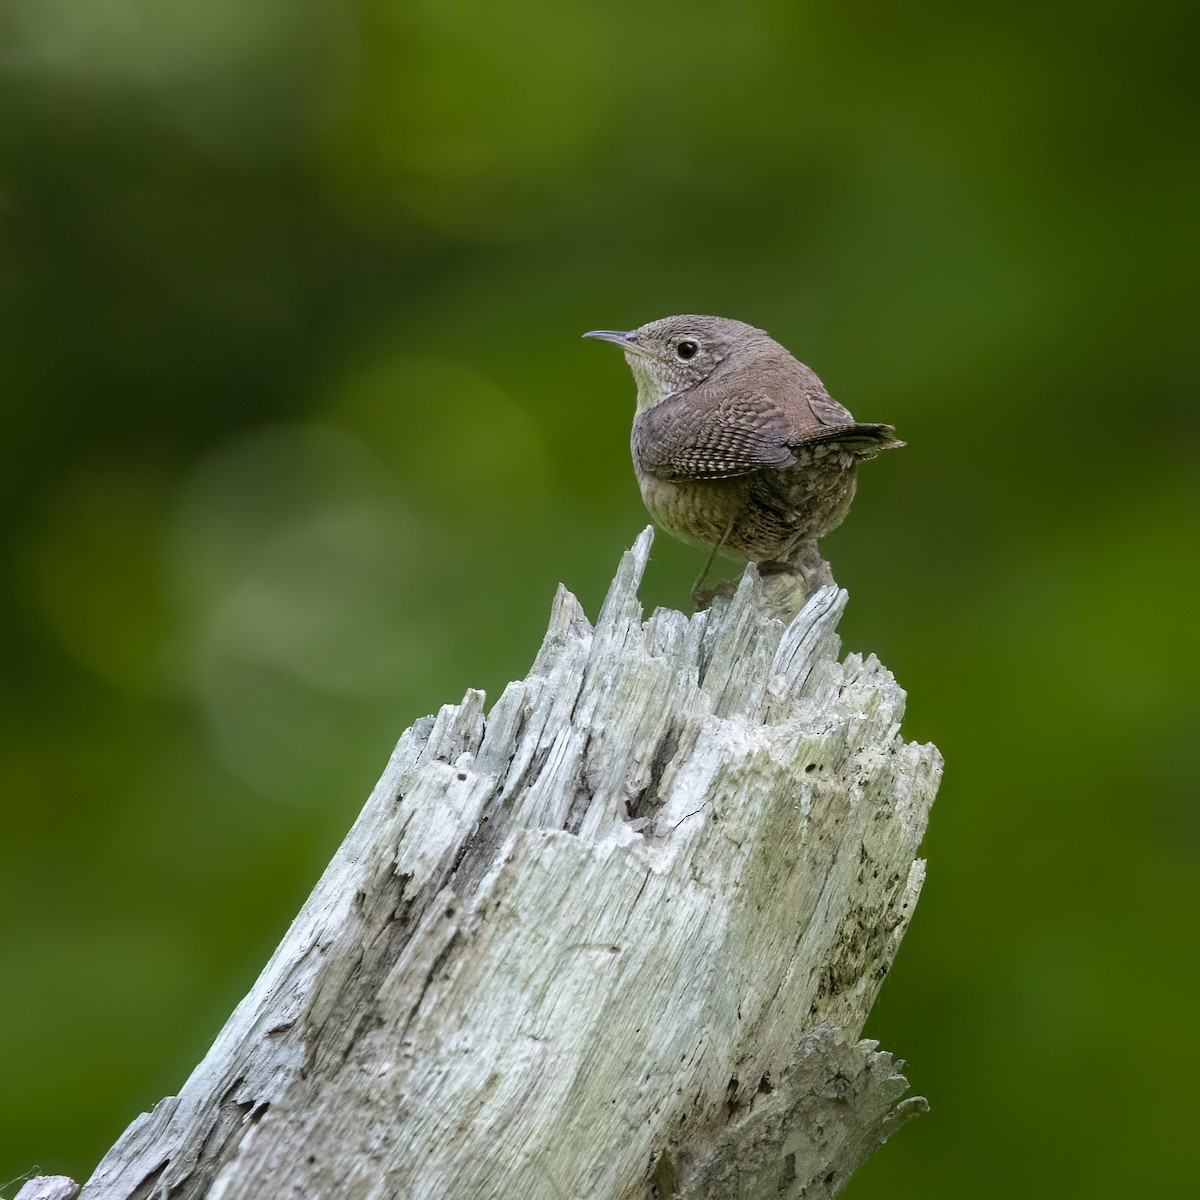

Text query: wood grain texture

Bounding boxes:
[54,527,939,1200]
[12,1178,79,1200]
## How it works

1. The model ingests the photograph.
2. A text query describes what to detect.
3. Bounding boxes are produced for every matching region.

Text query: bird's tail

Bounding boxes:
[795,422,904,458]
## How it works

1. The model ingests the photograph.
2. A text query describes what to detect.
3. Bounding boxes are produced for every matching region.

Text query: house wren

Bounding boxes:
[584,315,902,576]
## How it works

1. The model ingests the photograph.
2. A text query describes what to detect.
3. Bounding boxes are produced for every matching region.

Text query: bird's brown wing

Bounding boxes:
[806,389,856,426]
[635,390,902,481]
[634,391,798,480]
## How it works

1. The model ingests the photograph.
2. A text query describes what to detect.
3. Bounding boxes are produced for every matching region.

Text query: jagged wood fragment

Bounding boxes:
[12,1179,79,1200]
[50,526,940,1200]
[673,1031,928,1198]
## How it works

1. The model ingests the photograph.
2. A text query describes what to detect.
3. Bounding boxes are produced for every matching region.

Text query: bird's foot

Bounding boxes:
[757,558,804,578]
[691,577,739,612]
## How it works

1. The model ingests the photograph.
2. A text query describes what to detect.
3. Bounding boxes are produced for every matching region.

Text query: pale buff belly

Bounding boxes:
[637,453,858,563]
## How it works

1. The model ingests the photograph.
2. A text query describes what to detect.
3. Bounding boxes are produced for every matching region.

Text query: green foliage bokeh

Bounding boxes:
[1,2,1196,1195]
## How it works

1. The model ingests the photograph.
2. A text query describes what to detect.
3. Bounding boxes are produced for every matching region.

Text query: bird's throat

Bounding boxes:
[625,354,666,414]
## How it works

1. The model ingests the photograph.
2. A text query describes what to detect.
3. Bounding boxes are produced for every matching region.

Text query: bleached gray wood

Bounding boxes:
[32,526,939,1200]
[12,1178,78,1200]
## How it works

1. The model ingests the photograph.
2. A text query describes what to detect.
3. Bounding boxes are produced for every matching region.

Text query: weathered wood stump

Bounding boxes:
[17,527,940,1200]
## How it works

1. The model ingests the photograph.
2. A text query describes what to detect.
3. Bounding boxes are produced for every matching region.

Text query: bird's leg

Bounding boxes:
[691,515,735,611]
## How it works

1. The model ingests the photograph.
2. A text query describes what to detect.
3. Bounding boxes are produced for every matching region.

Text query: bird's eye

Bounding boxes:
[676,339,699,360]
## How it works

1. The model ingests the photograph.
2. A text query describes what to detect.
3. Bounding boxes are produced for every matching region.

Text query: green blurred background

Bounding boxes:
[1,1,1196,1195]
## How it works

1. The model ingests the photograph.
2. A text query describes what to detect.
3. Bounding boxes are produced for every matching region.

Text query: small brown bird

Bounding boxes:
[584,315,902,582]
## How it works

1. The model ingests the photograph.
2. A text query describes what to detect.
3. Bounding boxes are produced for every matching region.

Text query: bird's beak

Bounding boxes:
[582,329,654,358]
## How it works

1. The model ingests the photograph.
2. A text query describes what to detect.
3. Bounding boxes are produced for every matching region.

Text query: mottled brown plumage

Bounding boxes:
[584,315,902,568]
